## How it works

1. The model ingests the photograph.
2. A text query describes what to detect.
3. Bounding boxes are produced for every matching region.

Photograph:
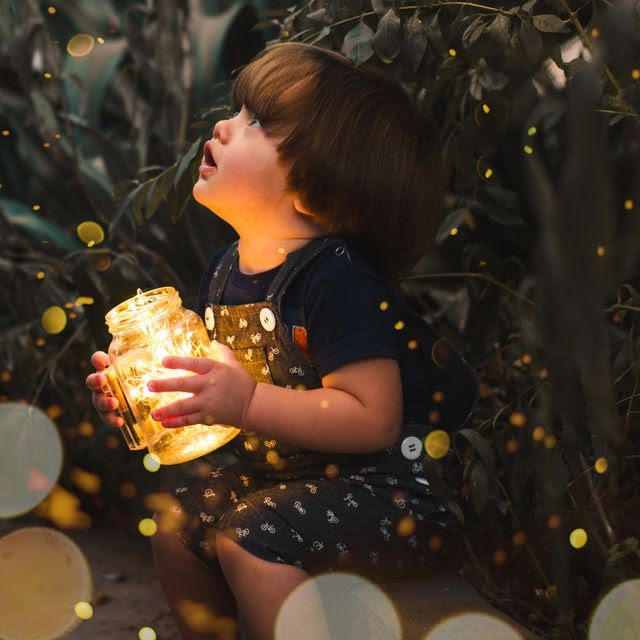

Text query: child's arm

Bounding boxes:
[243,356,403,453]
[148,344,403,454]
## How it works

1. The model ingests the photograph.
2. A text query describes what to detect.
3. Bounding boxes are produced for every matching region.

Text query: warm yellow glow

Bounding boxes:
[407,339,418,349]
[596,245,606,257]
[521,353,532,365]
[78,420,94,436]
[591,27,599,38]
[394,320,405,330]
[448,48,457,56]
[70,467,101,494]
[450,227,459,236]
[77,221,104,245]
[570,528,587,549]
[484,168,493,179]
[32,204,41,211]
[75,296,95,305]
[42,306,67,334]
[379,300,389,311]
[138,518,158,537]
[527,126,537,136]
[74,601,93,620]
[43,141,51,148]
[0,528,92,638]
[44,72,52,79]
[97,36,105,44]
[396,515,416,537]
[492,549,508,565]
[424,430,450,459]
[594,457,608,474]
[523,145,533,155]
[0,371,10,382]
[32,485,92,529]
[67,33,95,57]
[47,5,57,14]
[509,412,527,427]
[1,130,10,136]
[506,439,518,453]
[482,103,490,114]
[544,434,557,449]
[139,627,157,640]
[624,199,633,210]
[512,531,526,547]
[547,514,562,530]
[143,453,161,472]
[432,390,445,402]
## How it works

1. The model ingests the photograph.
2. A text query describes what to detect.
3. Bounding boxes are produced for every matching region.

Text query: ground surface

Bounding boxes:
[1,519,543,639]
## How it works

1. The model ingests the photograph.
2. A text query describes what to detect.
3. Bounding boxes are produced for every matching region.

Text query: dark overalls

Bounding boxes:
[170,236,477,581]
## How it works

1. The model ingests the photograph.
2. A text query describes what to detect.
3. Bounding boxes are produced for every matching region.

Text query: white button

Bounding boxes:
[259,308,277,332]
[204,306,215,331]
[400,436,423,460]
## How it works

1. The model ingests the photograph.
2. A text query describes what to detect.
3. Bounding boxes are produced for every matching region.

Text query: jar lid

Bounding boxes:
[105,287,182,335]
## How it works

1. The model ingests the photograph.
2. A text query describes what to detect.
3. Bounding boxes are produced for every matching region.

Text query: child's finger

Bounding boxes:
[90,351,111,371]
[95,393,118,412]
[86,371,106,392]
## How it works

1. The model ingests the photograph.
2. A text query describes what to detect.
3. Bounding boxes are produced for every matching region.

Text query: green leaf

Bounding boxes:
[341,21,375,66]
[145,165,177,221]
[131,180,153,225]
[457,428,496,475]
[174,135,206,190]
[532,14,570,33]
[372,9,402,63]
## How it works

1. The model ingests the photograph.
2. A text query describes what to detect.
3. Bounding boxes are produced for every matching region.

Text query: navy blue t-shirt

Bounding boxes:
[196,241,433,424]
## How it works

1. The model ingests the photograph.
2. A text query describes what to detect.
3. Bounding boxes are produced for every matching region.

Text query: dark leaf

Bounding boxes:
[565,58,588,78]
[145,165,176,221]
[174,135,205,190]
[372,9,402,63]
[422,459,465,524]
[486,14,511,45]
[532,14,570,33]
[462,16,485,49]
[403,10,430,73]
[457,428,496,475]
[308,26,331,46]
[306,8,327,23]
[341,21,375,65]
[521,0,538,13]
[469,460,490,514]
[510,459,532,500]
[371,0,393,18]
[131,181,152,225]
[519,18,543,56]
[478,67,510,91]
[428,286,471,333]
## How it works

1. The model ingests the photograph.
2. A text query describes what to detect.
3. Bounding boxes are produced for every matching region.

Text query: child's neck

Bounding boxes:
[236,234,324,275]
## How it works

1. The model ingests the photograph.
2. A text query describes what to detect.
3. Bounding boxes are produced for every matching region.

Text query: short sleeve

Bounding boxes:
[304,268,403,378]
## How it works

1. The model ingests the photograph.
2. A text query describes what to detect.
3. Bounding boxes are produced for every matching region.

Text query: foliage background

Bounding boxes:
[1,0,639,638]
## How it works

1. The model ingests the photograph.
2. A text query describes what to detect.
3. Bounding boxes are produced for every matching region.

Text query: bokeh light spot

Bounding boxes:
[547,514,562,530]
[1,130,9,136]
[32,204,41,211]
[0,370,11,382]
[138,518,158,537]
[624,198,634,210]
[67,33,95,57]
[527,126,537,136]
[482,103,490,114]
[394,320,405,330]
[47,5,57,14]
[532,426,546,442]
[275,572,401,640]
[379,300,389,311]
[523,145,533,155]
[448,48,457,56]
[596,245,606,257]
[143,453,161,472]
[424,430,450,459]
[97,36,105,44]
[569,528,587,549]
[139,627,157,640]
[450,227,459,236]
[594,457,608,474]
[0,527,92,639]
[396,515,416,537]
[76,221,104,246]
[589,579,640,639]
[0,403,63,517]
[512,531,526,547]
[41,306,67,334]
[632,69,640,80]
[509,412,527,427]
[425,612,523,639]
[36,270,46,279]
[74,601,93,620]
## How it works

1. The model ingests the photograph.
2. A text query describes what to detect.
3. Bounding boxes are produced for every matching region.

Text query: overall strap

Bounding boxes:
[207,241,240,304]
[265,235,344,316]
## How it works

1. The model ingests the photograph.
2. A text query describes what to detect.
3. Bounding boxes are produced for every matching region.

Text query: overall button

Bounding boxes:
[204,305,215,331]
[259,308,277,332]
[400,436,422,460]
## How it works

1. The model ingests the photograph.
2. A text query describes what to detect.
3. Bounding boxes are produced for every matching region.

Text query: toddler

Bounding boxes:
[87,42,477,640]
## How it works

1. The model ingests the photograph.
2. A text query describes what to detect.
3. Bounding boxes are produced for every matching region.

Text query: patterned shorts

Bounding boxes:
[168,461,462,582]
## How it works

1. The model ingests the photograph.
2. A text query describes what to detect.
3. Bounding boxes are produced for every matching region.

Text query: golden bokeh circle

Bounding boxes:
[76,221,104,246]
[66,34,95,57]
[41,306,67,334]
[424,430,450,459]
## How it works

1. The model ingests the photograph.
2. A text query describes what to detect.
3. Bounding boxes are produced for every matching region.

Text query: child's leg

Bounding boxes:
[217,535,332,640]
[151,519,238,640]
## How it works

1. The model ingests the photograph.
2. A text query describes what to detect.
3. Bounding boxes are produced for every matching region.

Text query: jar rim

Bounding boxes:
[105,286,182,334]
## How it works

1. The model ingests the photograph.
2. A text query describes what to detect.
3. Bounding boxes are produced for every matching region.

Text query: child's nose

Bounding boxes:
[212,119,229,143]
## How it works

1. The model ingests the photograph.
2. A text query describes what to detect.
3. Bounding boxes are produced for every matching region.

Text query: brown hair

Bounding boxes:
[232,42,445,283]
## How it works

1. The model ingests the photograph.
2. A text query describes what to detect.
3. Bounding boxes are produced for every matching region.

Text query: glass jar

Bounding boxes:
[102,287,239,465]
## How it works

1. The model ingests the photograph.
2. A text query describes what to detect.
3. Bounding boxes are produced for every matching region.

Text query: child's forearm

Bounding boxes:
[242,383,401,454]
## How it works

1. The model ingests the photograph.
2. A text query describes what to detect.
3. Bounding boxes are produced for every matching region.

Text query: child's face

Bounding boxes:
[192,106,295,232]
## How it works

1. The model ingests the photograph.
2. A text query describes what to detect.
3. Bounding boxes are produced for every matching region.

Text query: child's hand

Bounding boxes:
[85,351,124,429]
[147,341,257,429]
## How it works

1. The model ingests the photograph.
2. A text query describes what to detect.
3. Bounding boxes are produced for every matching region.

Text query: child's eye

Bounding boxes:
[247,116,261,128]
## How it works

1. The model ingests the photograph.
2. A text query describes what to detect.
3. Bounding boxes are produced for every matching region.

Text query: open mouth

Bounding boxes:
[203,142,217,168]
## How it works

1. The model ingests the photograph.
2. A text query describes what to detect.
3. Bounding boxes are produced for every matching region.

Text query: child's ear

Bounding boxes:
[293,197,313,216]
